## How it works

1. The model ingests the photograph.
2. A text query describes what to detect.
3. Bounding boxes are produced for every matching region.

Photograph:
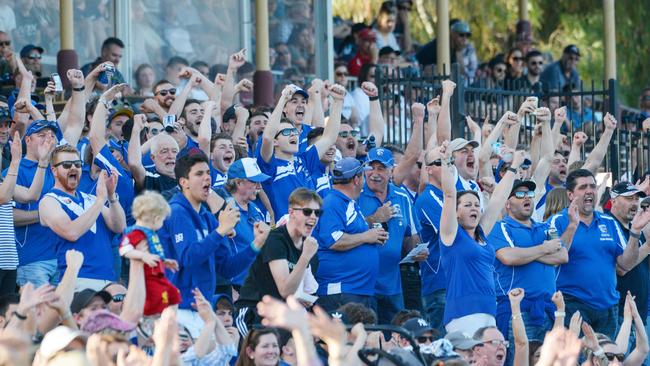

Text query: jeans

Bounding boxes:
[423,289,446,335]
[316,293,377,314]
[504,311,552,366]
[16,259,58,287]
[0,269,16,296]
[400,264,423,312]
[376,293,405,325]
[564,296,618,339]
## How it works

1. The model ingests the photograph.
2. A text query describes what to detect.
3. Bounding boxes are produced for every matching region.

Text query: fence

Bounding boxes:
[374,63,649,180]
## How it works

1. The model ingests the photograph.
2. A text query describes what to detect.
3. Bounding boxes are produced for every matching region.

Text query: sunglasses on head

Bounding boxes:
[604,353,625,362]
[417,336,435,343]
[427,159,442,167]
[156,88,177,96]
[512,191,535,199]
[275,127,299,138]
[338,130,360,138]
[54,160,83,169]
[0,41,10,46]
[292,207,323,217]
[112,294,125,302]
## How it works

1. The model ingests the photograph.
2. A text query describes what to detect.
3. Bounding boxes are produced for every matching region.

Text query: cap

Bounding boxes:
[25,119,63,141]
[288,84,309,99]
[227,157,270,182]
[450,21,471,35]
[445,331,482,350]
[563,45,581,57]
[0,107,11,123]
[38,326,87,359]
[20,44,44,58]
[358,28,377,41]
[366,147,395,168]
[108,106,134,122]
[212,294,234,310]
[509,179,537,197]
[402,317,434,337]
[611,181,646,198]
[81,309,137,333]
[379,46,401,57]
[332,157,371,181]
[223,105,237,123]
[430,339,461,359]
[70,289,112,314]
[449,138,479,152]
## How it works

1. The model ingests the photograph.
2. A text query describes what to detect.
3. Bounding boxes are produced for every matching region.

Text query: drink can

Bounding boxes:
[547,227,559,240]
[372,223,383,230]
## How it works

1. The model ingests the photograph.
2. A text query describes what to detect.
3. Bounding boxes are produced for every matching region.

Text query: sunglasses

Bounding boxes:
[54,160,83,169]
[427,159,442,167]
[512,57,523,61]
[275,127,299,138]
[292,207,323,217]
[335,71,349,77]
[156,88,177,96]
[145,127,161,135]
[494,67,507,73]
[459,33,471,38]
[338,130,360,138]
[0,41,10,46]
[530,61,544,66]
[112,294,125,302]
[27,54,42,60]
[512,191,535,199]
[605,353,625,362]
[417,336,435,343]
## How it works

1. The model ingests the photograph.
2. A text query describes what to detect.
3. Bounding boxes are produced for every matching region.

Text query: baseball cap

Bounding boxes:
[20,44,44,58]
[108,105,134,122]
[563,45,581,57]
[70,289,112,314]
[0,107,11,123]
[288,84,309,99]
[402,317,435,338]
[611,181,646,198]
[450,21,471,35]
[38,326,87,359]
[358,28,377,41]
[25,119,63,141]
[81,309,137,333]
[367,147,395,168]
[445,331,482,350]
[379,46,401,57]
[509,179,537,197]
[332,157,371,181]
[448,138,479,152]
[227,157,270,182]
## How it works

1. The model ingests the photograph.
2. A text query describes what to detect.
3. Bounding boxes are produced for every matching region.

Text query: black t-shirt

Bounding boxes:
[614,217,649,323]
[236,226,318,308]
[141,169,178,196]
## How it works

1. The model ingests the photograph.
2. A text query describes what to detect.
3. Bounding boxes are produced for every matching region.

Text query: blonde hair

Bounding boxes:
[543,187,570,221]
[131,191,171,223]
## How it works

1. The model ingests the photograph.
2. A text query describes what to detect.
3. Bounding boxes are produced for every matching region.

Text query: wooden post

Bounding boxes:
[519,0,528,21]
[603,0,617,81]
[57,0,78,87]
[436,0,450,75]
[254,0,273,106]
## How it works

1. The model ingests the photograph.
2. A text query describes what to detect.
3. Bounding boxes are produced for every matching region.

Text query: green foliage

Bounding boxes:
[332,0,649,106]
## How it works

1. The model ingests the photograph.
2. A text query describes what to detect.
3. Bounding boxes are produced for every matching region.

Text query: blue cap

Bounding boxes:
[366,147,394,168]
[25,120,63,141]
[288,84,309,99]
[332,157,371,180]
[227,157,270,183]
[20,44,44,58]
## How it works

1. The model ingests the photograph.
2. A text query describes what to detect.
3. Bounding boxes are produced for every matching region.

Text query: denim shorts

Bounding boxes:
[16,259,58,287]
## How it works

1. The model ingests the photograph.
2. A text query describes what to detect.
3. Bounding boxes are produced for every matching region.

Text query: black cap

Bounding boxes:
[20,44,44,58]
[379,46,401,57]
[611,181,645,198]
[402,317,435,337]
[509,179,537,197]
[70,289,112,314]
[563,45,581,57]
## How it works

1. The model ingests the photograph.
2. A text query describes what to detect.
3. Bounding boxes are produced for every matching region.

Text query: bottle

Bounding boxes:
[547,227,559,240]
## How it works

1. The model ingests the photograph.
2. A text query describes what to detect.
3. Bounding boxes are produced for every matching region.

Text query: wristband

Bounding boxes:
[72,86,85,92]
[630,230,641,239]
[511,313,521,320]
[554,311,566,317]
[507,167,518,174]
[250,241,261,253]
[38,164,48,169]
[12,311,27,320]
[368,95,379,101]
[6,172,17,176]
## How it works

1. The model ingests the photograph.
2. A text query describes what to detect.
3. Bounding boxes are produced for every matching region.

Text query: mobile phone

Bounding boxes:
[163,114,176,132]
[98,64,115,86]
[51,73,63,92]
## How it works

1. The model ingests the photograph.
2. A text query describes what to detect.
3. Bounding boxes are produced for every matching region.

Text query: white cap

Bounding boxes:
[38,326,87,359]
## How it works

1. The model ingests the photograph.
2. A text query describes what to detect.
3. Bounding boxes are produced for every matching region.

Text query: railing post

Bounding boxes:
[450,63,465,139]
[608,78,619,179]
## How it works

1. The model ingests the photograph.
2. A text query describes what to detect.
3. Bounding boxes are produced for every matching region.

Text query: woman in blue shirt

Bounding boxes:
[438,138,524,335]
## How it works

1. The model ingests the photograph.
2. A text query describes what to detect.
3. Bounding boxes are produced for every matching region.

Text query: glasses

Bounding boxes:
[156,88,177,96]
[417,336,435,343]
[494,67,506,73]
[482,340,509,348]
[459,33,471,38]
[511,57,523,62]
[145,127,161,135]
[0,41,10,46]
[604,353,625,362]
[292,207,323,217]
[27,54,42,60]
[513,191,535,199]
[427,159,442,167]
[335,71,349,77]
[54,160,83,169]
[641,204,650,210]
[530,61,544,66]
[112,294,125,302]
[275,127,299,138]
[338,130,360,138]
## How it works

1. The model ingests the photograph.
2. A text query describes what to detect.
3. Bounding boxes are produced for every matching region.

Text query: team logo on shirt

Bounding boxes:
[598,224,613,241]
[174,233,184,243]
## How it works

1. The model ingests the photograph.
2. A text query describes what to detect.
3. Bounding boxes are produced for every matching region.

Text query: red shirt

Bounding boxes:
[348,52,372,77]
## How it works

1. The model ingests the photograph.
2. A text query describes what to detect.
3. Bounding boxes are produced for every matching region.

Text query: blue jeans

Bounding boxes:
[564,296,618,339]
[423,289,446,335]
[316,293,377,314]
[16,259,58,287]
[376,293,404,325]
[504,311,552,366]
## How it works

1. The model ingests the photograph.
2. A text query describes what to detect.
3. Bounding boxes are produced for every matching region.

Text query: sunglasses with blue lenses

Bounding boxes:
[512,191,535,199]
[275,127,299,138]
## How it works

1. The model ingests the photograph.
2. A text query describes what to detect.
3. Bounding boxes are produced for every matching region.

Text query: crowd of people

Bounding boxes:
[0,1,650,366]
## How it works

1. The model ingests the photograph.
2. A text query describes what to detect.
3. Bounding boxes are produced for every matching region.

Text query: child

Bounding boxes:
[119,191,181,316]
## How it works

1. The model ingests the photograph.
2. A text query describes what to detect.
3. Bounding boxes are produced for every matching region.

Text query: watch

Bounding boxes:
[72,85,85,92]
[507,167,518,174]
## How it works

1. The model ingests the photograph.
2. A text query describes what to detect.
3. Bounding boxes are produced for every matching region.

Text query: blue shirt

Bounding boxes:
[539,60,580,93]
[299,124,312,152]
[567,108,595,129]
[358,183,419,296]
[315,189,378,296]
[257,145,321,218]
[549,209,625,310]
[45,188,114,280]
[6,159,56,265]
[534,179,557,220]
[210,166,227,191]
[311,161,332,199]
[230,200,265,286]
[441,226,496,324]
[414,184,446,295]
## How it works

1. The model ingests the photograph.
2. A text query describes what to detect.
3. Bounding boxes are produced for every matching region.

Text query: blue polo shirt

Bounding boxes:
[210,166,227,191]
[299,124,312,152]
[257,145,320,218]
[5,158,56,265]
[315,189,378,296]
[358,183,419,296]
[311,161,332,198]
[414,184,446,295]
[230,200,265,286]
[441,226,496,324]
[549,209,625,310]
[534,179,557,220]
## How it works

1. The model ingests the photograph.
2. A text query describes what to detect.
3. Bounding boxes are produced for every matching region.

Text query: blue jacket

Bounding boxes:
[158,192,259,309]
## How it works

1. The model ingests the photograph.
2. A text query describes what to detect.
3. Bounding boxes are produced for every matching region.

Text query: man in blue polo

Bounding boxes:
[315,157,388,312]
[549,169,650,338]
[358,147,423,324]
[488,179,568,360]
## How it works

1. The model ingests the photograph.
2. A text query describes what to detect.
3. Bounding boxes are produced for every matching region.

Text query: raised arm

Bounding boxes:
[198,101,217,157]
[13,137,54,203]
[128,114,147,189]
[509,288,529,366]
[90,83,129,153]
[178,66,217,97]
[0,133,22,204]
[261,85,293,162]
[221,49,246,110]
[425,97,440,150]
[581,113,616,173]
[551,107,567,150]
[99,170,126,234]
[43,81,57,121]
[230,106,248,146]
[436,80,455,143]
[465,114,482,145]
[363,82,385,146]
[478,114,515,179]
[626,293,650,366]
[551,291,566,330]
[313,84,345,158]
[568,132,587,167]
[617,208,650,274]
[268,237,318,299]
[505,97,536,148]
[307,79,325,128]
[439,141,458,246]
[168,73,199,118]
[83,61,111,99]
[394,103,424,186]
[120,259,145,323]
[481,146,524,234]
[59,69,86,147]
